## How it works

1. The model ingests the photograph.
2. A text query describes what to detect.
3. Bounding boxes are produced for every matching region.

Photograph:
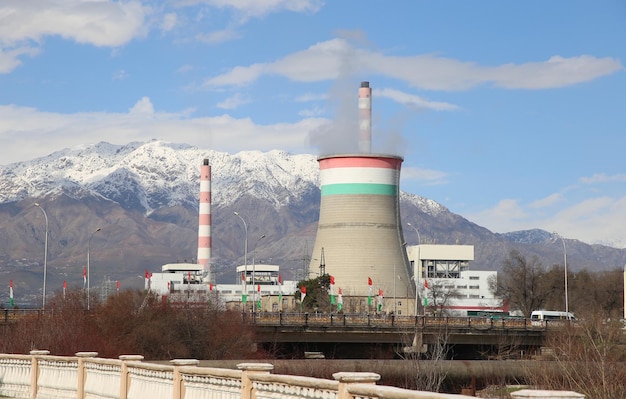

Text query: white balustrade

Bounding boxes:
[0,352,585,399]
[0,354,31,398]
[84,358,122,399]
[37,356,79,399]
[127,362,174,399]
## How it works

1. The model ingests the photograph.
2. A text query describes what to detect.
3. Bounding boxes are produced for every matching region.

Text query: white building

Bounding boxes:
[405,244,506,316]
[147,262,298,311]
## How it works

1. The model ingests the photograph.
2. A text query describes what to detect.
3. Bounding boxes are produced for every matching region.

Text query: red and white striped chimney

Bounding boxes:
[197,159,211,277]
[358,81,372,153]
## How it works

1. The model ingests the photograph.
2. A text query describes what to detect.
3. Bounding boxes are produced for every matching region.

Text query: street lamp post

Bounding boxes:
[87,228,101,311]
[233,212,248,307]
[407,222,421,245]
[554,232,569,314]
[34,203,48,310]
[252,234,266,313]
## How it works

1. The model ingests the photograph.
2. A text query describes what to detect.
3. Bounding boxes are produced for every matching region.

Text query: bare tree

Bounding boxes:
[425,280,462,316]
[526,316,626,399]
[494,249,548,317]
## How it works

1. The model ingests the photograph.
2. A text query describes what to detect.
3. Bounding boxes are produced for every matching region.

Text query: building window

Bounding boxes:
[469,285,480,289]
[469,276,479,280]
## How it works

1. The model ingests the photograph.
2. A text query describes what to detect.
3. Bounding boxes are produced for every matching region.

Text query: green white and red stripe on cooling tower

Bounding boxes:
[319,155,402,197]
[197,158,211,272]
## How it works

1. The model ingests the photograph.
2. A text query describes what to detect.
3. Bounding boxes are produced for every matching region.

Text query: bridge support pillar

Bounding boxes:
[333,372,380,399]
[119,355,144,399]
[238,363,274,399]
[171,359,199,399]
[76,351,98,399]
[29,350,50,399]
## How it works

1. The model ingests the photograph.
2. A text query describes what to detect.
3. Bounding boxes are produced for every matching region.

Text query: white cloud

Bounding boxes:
[375,88,458,112]
[112,69,130,80]
[580,173,626,184]
[216,93,251,109]
[129,97,155,114]
[529,193,563,209]
[298,105,325,117]
[161,13,178,32]
[178,0,323,21]
[466,195,626,248]
[196,28,241,44]
[0,0,150,73]
[0,103,325,166]
[202,38,623,91]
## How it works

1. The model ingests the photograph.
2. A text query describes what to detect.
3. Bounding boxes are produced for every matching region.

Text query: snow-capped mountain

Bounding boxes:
[0,140,624,304]
[0,140,321,213]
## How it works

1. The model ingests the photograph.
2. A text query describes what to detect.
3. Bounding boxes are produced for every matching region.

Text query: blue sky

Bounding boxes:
[1,1,625,248]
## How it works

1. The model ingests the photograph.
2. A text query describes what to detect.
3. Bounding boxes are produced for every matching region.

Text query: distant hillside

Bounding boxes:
[1,140,624,305]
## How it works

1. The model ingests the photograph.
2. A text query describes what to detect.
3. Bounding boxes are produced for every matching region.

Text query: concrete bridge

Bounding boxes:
[0,351,584,399]
[250,313,550,359]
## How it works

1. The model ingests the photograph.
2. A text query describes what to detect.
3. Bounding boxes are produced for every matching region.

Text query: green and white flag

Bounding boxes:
[241,272,247,303]
[337,288,343,312]
[423,279,429,307]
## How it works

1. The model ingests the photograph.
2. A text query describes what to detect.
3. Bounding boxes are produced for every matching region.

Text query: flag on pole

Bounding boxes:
[144,270,150,290]
[367,277,373,306]
[329,275,336,305]
[301,286,307,302]
[9,279,14,307]
[423,279,429,306]
[300,286,307,311]
[63,280,67,300]
[188,271,192,292]
[277,274,283,304]
[241,272,247,303]
[337,288,343,312]
[377,289,383,312]
[257,284,261,309]
[83,267,87,288]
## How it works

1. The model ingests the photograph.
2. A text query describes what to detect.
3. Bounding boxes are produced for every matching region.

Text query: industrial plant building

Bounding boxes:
[144,81,504,316]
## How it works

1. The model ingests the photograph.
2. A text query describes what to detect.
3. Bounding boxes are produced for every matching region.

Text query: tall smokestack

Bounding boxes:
[197,159,211,279]
[358,81,372,153]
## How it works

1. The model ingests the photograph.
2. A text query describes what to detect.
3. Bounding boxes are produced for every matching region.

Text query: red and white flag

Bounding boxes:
[9,279,14,307]
[301,285,307,302]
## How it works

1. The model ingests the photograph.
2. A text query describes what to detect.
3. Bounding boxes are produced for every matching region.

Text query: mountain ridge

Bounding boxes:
[1,140,624,304]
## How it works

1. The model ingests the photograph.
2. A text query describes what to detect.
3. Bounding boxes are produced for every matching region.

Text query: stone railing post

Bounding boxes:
[119,355,144,399]
[30,349,50,399]
[171,359,199,399]
[333,372,381,399]
[76,352,98,399]
[511,389,585,399]
[237,363,274,399]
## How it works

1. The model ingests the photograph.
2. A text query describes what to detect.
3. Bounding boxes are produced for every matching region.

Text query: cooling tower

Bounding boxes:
[308,154,414,298]
[197,158,212,280]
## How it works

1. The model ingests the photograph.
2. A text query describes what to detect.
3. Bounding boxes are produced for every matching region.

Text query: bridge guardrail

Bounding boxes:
[251,312,546,332]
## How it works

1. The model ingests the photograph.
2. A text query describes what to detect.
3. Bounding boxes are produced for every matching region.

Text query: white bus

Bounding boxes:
[530,310,576,323]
